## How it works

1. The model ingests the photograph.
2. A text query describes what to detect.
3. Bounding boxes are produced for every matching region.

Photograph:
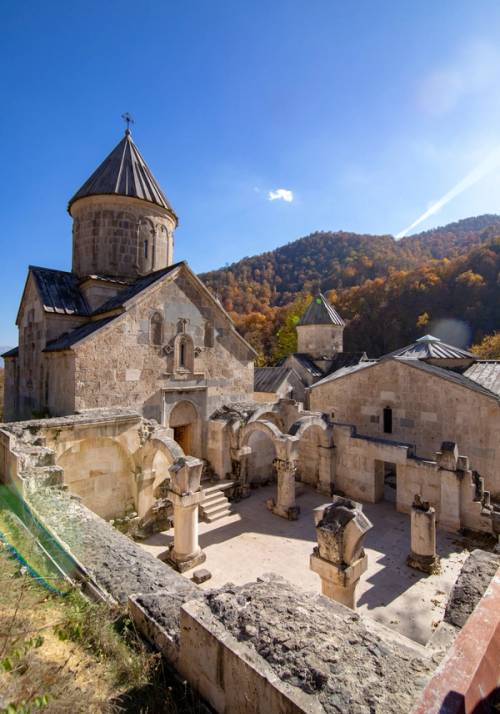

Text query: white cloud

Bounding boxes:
[268,188,294,203]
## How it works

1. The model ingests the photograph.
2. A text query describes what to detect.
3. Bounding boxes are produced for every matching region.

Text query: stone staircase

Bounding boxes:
[199,481,234,523]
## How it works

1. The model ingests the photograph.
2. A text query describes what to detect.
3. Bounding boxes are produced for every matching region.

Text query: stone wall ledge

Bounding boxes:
[1,407,142,432]
[413,565,500,714]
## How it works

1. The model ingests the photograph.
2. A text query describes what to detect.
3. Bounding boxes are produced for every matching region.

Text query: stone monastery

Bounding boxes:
[1,128,499,714]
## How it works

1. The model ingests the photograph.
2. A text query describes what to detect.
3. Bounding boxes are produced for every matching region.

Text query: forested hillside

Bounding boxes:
[200,215,500,363]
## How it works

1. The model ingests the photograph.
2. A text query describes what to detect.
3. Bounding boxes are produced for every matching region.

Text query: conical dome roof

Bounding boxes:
[68,130,176,218]
[298,293,345,326]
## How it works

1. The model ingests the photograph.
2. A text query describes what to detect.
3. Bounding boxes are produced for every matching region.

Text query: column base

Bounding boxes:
[310,551,367,609]
[159,545,206,573]
[266,498,300,520]
[406,552,440,575]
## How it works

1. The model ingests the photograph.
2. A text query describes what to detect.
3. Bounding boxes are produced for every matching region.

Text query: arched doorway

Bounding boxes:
[246,430,277,487]
[168,400,201,458]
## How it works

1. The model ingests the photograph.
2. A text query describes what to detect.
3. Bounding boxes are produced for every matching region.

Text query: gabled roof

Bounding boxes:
[26,267,91,319]
[43,261,256,357]
[93,262,184,315]
[68,130,176,217]
[385,334,475,361]
[44,317,116,352]
[254,366,293,393]
[463,361,500,397]
[298,294,345,327]
[311,361,374,388]
[310,354,500,402]
[324,351,368,376]
[280,353,324,377]
[2,346,19,359]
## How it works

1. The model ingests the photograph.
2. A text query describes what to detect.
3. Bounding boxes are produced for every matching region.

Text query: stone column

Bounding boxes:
[231,446,252,499]
[266,434,300,520]
[407,495,440,574]
[310,496,372,609]
[266,458,300,520]
[160,456,206,572]
[437,442,463,532]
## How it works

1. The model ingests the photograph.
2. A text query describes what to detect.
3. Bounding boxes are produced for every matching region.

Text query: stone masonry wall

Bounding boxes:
[297,324,343,358]
[72,268,254,458]
[310,359,500,498]
[71,195,176,279]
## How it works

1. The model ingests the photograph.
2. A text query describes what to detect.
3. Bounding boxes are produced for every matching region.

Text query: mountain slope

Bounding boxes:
[199,215,500,363]
[200,215,500,317]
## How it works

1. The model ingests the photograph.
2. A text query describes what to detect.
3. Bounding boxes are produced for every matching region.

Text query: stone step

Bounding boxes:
[199,486,233,523]
[202,480,235,496]
[203,494,228,508]
[203,498,230,516]
[205,507,232,523]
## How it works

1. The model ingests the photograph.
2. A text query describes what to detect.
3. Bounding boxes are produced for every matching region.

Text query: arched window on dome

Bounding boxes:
[150,312,163,346]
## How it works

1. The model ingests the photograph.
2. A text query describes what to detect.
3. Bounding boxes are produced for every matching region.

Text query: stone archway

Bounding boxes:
[57,437,135,520]
[241,420,283,487]
[289,416,333,494]
[136,434,184,519]
[168,400,202,458]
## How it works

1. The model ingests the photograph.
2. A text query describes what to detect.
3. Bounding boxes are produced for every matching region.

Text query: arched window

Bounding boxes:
[175,334,194,373]
[383,406,393,434]
[151,312,163,346]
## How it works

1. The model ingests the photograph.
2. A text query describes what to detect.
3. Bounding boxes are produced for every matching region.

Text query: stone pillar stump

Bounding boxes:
[266,458,300,520]
[407,495,440,574]
[310,496,372,610]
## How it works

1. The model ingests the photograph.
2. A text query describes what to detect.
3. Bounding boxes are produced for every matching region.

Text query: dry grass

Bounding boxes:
[0,525,203,714]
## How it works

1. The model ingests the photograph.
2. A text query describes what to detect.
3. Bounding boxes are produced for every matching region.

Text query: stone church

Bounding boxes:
[2,129,255,458]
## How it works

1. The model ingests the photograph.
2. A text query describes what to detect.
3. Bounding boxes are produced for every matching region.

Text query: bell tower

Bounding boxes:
[297,294,345,358]
[68,126,178,280]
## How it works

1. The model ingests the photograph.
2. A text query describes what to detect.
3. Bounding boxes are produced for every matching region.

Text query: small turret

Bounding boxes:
[297,294,345,358]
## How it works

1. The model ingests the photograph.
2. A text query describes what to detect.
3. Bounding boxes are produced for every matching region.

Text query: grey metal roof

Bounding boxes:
[310,355,500,402]
[2,346,19,358]
[68,130,177,216]
[298,294,345,326]
[254,366,292,392]
[31,267,90,316]
[463,361,500,397]
[385,334,475,361]
[311,361,375,388]
[324,351,368,376]
[400,358,500,401]
[285,353,324,377]
[44,317,116,352]
[93,262,184,315]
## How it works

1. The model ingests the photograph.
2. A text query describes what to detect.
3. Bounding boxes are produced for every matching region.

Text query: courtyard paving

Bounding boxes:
[139,484,469,645]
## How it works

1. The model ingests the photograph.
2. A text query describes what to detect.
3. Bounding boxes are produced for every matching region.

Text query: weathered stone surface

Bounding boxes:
[192,568,212,584]
[204,575,437,713]
[444,548,500,628]
[27,487,199,609]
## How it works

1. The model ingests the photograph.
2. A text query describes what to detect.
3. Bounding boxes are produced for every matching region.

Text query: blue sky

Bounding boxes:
[2,1,500,344]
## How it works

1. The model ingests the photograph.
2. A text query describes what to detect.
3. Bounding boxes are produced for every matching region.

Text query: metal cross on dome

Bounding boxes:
[121,112,135,134]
